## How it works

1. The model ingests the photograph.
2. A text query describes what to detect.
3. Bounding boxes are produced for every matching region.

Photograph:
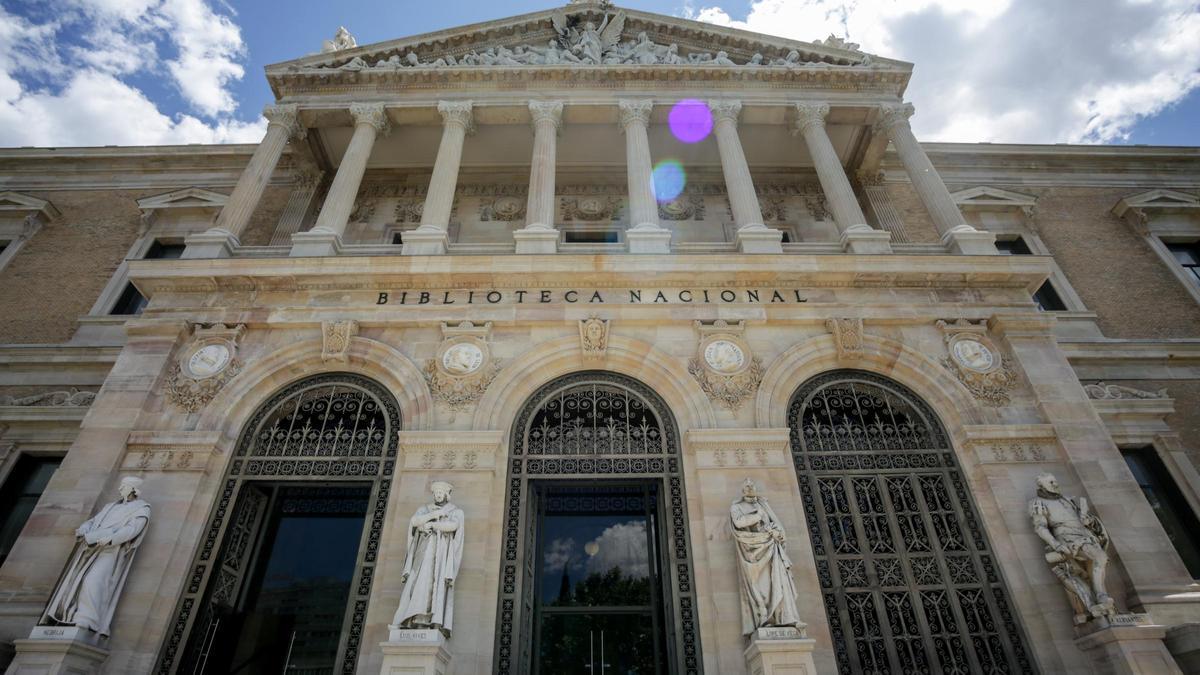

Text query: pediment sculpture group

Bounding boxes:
[322,10,870,72]
[33,470,1119,645]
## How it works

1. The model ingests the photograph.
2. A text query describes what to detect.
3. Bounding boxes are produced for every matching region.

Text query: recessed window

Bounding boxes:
[392,232,404,245]
[146,240,186,259]
[995,237,1032,255]
[0,241,8,255]
[110,282,148,315]
[996,235,1066,311]
[564,230,619,244]
[779,231,791,244]
[1121,447,1200,578]
[0,455,62,565]
[1167,241,1200,284]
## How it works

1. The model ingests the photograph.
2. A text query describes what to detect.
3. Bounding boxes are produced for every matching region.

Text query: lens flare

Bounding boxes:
[652,160,686,202]
[668,99,712,144]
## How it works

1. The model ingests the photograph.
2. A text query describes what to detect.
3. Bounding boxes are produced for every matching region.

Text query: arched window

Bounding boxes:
[788,370,1036,674]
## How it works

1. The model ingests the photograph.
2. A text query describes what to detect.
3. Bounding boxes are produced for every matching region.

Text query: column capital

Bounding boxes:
[792,102,830,134]
[437,100,475,133]
[874,102,915,134]
[349,102,390,136]
[263,103,306,140]
[528,100,564,131]
[707,99,742,126]
[617,99,653,130]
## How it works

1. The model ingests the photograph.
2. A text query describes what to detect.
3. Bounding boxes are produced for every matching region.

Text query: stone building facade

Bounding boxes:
[2,3,1200,674]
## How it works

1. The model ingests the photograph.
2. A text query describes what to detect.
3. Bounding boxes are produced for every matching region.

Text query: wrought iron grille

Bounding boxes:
[788,370,1035,675]
[157,373,400,675]
[495,371,701,675]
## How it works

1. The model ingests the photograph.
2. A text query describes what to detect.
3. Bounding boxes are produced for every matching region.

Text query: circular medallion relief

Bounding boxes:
[492,197,523,219]
[578,197,605,217]
[441,343,485,375]
[703,339,746,374]
[186,343,231,379]
[951,338,996,373]
[661,198,691,218]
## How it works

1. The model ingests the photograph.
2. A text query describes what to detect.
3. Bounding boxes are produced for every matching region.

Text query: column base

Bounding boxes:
[1074,621,1181,675]
[626,227,672,254]
[381,628,451,675]
[736,225,784,254]
[289,227,344,257]
[182,228,239,259]
[400,228,449,256]
[743,627,817,675]
[942,224,997,255]
[8,626,110,674]
[840,225,893,254]
[513,227,559,254]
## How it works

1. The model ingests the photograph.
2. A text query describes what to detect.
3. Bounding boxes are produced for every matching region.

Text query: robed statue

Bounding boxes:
[1029,472,1117,624]
[730,478,804,635]
[392,480,465,636]
[41,476,151,636]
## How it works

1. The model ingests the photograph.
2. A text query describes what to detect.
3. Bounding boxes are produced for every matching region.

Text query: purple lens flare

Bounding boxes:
[668,99,712,144]
[652,160,686,202]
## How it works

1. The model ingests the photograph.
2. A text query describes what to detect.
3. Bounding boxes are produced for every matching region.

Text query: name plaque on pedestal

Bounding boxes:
[755,626,807,640]
[1108,613,1152,628]
[28,625,106,647]
[388,627,444,644]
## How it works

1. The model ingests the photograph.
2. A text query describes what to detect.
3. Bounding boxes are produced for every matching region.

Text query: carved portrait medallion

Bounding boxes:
[441,342,485,375]
[703,339,746,374]
[951,337,996,373]
[186,343,232,379]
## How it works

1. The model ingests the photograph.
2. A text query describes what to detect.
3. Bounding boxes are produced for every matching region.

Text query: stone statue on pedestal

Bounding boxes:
[1029,472,1117,624]
[392,480,465,637]
[730,478,804,636]
[40,476,151,637]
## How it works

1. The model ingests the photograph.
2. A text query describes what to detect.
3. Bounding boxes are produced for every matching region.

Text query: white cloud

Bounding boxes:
[0,1,262,147]
[685,0,1200,143]
[584,520,650,579]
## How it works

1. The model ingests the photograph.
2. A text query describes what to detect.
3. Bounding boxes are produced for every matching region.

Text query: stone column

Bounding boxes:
[290,103,389,257]
[618,99,671,254]
[184,104,303,259]
[793,102,892,254]
[402,101,474,256]
[875,103,996,254]
[708,100,783,254]
[513,100,563,254]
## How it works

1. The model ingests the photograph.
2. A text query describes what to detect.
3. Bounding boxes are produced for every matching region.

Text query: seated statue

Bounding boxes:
[1029,472,1116,624]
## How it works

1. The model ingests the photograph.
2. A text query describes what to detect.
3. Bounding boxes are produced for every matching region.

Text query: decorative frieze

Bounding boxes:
[562,195,623,222]
[937,319,1018,406]
[685,428,791,469]
[398,430,504,472]
[0,389,96,407]
[1084,382,1168,400]
[121,430,221,473]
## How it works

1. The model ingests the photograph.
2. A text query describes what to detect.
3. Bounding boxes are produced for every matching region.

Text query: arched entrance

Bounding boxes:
[787,370,1036,674]
[493,371,702,675]
[157,373,401,674]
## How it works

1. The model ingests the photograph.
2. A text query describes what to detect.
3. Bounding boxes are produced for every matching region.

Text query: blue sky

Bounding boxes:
[0,0,1197,147]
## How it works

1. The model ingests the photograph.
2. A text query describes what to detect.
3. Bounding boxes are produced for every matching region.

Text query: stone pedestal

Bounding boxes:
[1165,623,1200,674]
[182,228,240,259]
[1074,622,1182,675]
[743,627,817,675]
[381,628,452,675]
[942,225,997,255]
[289,227,344,257]
[6,627,109,675]
[626,227,672,254]
[841,225,893,254]
[513,227,558,254]
[401,228,450,256]
[736,226,785,254]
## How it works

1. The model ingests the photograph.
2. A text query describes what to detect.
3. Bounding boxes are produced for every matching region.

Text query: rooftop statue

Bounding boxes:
[321,26,357,53]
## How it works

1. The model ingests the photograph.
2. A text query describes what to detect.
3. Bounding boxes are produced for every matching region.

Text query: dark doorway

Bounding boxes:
[532,482,669,675]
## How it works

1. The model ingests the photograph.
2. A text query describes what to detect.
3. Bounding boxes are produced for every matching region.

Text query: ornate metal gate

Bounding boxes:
[157,373,400,674]
[493,371,702,675]
[787,370,1036,674]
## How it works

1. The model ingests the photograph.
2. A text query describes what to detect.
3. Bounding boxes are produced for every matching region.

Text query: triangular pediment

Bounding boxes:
[266,3,910,96]
[137,187,228,211]
[951,186,1037,210]
[1112,189,1200,218]
[0,191,60,220]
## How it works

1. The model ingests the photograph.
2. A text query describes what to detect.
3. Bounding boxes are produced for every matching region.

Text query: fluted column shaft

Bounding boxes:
[312,103,389,237]
[523,101,563,230]
[216,104,304,238]
[793,103,868,233]
[708,100,765,230]
[618,100,660,231]
[418,101,474,233]
[876,103,969,237]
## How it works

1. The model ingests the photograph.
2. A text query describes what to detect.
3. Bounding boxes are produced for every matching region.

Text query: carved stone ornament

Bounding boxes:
[0,389,96,406]
[481,196,526,222]
[425,324,500,411]
[579,317,610,360]
[689,321,762,411]
[321,26,357,53]
[322,320,359,363]
[562,195,622,221]
[1084,382,1168,400]
[826,317,864,360]
[658,195,704,221]
[937,320,1018,406]
[165,324,245,413]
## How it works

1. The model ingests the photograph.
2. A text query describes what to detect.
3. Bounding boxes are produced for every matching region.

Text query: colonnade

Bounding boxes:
[185,99,996,258]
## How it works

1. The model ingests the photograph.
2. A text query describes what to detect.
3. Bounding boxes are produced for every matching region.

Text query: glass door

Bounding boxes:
[532,482,669,675]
